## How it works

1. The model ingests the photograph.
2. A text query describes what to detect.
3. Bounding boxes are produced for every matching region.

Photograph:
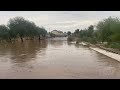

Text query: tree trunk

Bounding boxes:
[39,35,40,41]
[7,38,12,43]
[9,38,11,41]
[20,37,23,42]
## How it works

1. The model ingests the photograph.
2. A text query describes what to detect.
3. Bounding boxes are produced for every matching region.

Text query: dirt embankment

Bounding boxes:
[95,44,120,55]
[80,42,120,55]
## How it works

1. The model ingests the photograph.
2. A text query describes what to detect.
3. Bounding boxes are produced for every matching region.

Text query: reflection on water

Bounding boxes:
[0,39,120,79]
[0,40,48,64]
[67,41,73,46]
[48,40,64,47]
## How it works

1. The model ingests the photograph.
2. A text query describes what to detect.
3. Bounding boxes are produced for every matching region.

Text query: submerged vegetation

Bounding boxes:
[0,17,47,42]
[69,16,120,49]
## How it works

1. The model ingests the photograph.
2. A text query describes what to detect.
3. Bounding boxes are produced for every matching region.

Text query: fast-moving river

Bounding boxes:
[0,38,120,79]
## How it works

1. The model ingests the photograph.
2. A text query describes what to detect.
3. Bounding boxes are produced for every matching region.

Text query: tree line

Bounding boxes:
[0,17,47,42]
[67,16,120,49]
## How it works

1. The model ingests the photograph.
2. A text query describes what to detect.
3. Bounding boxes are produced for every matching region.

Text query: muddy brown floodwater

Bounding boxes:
[0,39,120,79]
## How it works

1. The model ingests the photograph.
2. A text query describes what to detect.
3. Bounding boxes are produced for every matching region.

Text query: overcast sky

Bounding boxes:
[0,11,120,32]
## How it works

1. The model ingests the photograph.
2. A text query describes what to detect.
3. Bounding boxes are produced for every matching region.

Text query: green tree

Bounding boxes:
[0,25,10,41]
[36,27,47,40]
[7,17,42,42]
[96,17,120,42]
[87,25,94,37]
[25,21,38,40]
[8,17,27,42]
[67,31,71,36]
[74,29,79,37]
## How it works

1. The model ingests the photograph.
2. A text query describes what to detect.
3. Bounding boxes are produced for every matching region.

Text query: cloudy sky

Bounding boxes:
[0,11,120,32]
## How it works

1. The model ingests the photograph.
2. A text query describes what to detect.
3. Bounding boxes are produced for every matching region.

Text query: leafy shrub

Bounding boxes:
[108,42,120,49]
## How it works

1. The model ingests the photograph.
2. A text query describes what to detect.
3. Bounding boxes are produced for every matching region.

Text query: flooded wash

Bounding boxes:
[0,39,120,79]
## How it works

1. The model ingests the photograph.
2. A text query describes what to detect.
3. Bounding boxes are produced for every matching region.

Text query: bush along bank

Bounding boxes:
[67,16,120,55]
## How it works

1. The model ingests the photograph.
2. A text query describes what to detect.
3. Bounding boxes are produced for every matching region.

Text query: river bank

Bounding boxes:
[69,41,120,62]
